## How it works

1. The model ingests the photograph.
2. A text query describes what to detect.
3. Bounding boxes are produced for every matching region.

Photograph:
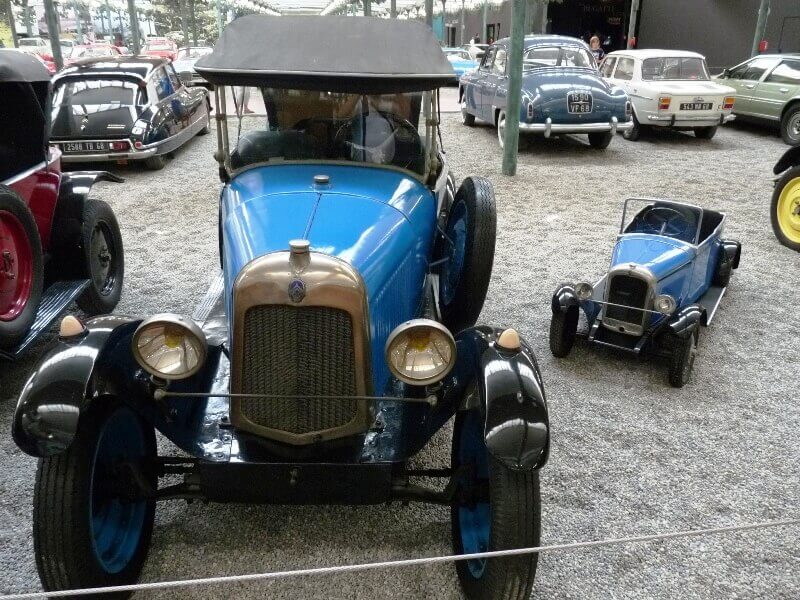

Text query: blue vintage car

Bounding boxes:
[12,16,550,600]
[443,47,479,78]
[459,35,633,149]
[550,198,741,387]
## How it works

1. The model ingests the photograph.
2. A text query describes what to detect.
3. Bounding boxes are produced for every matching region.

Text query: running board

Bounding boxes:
[698,285,726,326]
[0,279,89,361]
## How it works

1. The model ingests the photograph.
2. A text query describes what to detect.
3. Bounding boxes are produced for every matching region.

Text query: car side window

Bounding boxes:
[480,48,496,71]
[166,65,182,92]
[765,60,800,85]
[740,57,778,81]
[615,57,635,81]
[600,56,617,78]
[492,49,507,75]
[153,67,174,100]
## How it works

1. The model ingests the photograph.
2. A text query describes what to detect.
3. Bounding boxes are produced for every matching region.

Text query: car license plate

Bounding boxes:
[568,92,593,114]
[61,141,109,153]
[679,102,713,111]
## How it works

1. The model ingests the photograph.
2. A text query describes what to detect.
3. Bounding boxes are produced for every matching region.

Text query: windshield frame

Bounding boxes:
[522,44,596,70]
[641,56,710,81]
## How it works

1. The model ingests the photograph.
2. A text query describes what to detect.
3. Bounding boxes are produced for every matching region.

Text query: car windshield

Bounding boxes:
[70,46,114,58]
[642,57,710,81]
[523,45,594,69]
[445,50,471,61]
[19,39,40,47]
[226,87,425,175]
[53,78,144,106]
[146,42,172,51]
[177,47,212,60]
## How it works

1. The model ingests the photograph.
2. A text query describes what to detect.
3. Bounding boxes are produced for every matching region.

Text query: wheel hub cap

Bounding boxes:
[0,210,33,321]
[777,177,800,243]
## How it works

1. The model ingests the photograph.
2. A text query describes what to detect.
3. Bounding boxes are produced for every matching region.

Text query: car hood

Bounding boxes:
[653,80,737,96]
[610,234,694,280]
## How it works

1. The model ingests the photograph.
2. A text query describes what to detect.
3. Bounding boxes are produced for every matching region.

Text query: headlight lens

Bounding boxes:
[385,319,456,386]
[132,314,208,380]
[575,282,594,301]
[654,294,677,315]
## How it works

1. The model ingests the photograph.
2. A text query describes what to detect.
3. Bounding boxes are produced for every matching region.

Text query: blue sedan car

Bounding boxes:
[443,47,479,78]
[459,35,633,149]
[549,198,741,387]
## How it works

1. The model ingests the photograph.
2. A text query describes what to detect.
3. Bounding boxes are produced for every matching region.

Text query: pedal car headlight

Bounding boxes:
[654,294,677,315]
[575,282,594,301]
[385,319,456,386]
[132,314,208,380]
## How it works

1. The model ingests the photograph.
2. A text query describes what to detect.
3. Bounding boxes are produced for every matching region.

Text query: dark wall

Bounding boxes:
[638,0,800,71]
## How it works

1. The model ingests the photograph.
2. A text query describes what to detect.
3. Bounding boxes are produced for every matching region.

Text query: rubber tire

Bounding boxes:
[461,96,476,126]
[622,113,641,141]
[712,248,733,287]
[496,110,506,149]
[75,200,124,315]
[143,155,166,171]
[694,126,718,140]
[0,185,44,350]
[668,328,698,388]
[549,305,578,358]
[588,131,613,149]
[451,412,541,600]
[770,167,800,251]
[780,104,800,146]
[439,177,497,334]
[33,399,156,598]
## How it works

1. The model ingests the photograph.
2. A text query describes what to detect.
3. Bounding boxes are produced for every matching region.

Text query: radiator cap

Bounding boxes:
[289,239,310,255]
[497,328,521,351]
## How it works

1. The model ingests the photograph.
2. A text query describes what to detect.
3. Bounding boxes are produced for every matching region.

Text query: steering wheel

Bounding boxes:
[642,206,693,239]
[333,112,422,170]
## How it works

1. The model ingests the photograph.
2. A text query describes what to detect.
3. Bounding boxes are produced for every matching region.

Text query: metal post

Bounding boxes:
[482,0,487,42]
[43,0,63,69]
[215,0,223,38]
[179,0,189,45]
[390,0,396,18]
[25,4,32,36]
[459,0,465,45]
[189,0,197,45]
[751,0,771,56]
[74,1,81,40]
[626,0,640,49]
[364,0,371,16]
[126,0,140,54]
[4,0,19,47]
[426,0,433,27]
[501,0,526,176]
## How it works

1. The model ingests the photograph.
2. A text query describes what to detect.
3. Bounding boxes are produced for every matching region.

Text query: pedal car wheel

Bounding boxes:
[549,305,578,357]
[143,155,166,171]
[622,113,640,141]
[33,399,156,597]
[668,328,699,388]
[780,104,800,146]
[0,185,44,350]
[770,166,800,251]
[76,200,124,315]
[461,98,475,126]
[694,126,717,140]
[439,177,496,334]
[588,131,613,149]
[712,249,734,287]
[451,409,541,600]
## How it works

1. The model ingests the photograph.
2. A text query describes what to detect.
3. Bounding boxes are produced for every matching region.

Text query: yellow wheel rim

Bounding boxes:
[777,177,800,244]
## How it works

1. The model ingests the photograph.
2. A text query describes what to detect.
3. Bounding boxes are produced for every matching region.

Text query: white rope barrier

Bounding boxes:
[3,517,798,598]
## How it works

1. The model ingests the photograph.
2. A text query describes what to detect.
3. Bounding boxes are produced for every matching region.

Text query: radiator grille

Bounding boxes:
[605,275,649,325]
[240,305,358,434]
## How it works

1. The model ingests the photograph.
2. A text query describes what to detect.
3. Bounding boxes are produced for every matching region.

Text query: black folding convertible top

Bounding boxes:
[195,15,456,93]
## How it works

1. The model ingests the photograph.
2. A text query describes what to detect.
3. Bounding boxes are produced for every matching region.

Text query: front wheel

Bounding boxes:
[588,131,613,149]
[668,328,699,388]
[34,400,156,597]
[549,306,578,357]
[770,166,800,251]
[694,126,718,140]
[461,97,476,126]
[76,200,124,315]
[780,104,800,146]
[451,409,541,600]
[622,113,641,141]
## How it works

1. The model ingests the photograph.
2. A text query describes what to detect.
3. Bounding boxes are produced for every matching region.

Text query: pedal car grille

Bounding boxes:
[240,305,358,435]
[605,274,649,328]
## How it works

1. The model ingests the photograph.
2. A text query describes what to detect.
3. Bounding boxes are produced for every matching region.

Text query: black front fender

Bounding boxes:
[667,304,705,339]
[551,283,579,314]
[12,315,140,457]
[774,146,800,175]
[449,327,550,471]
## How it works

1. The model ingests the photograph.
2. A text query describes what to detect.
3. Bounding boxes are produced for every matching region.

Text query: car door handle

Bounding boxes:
[780,87,789,93]
[745,84,756,89]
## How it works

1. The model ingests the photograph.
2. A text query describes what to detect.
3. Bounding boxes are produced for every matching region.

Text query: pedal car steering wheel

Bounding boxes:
[642,206,693,240]
[334,112,422,170]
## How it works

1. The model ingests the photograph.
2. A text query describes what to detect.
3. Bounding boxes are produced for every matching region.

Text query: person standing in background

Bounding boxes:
[589,35,605,63]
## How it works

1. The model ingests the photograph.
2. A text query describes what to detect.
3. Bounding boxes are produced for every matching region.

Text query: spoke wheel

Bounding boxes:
[771,171,800,251]
[0,210,33,321]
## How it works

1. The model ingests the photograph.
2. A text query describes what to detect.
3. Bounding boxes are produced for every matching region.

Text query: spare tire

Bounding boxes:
[0,185,44,350]
[439,177,496,334]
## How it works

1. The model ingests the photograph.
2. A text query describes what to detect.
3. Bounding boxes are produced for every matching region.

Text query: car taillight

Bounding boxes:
[625,101,632,117]
[526,102,534,119]
[110,141,130,151]
[723,96,735,110]
[658,96,671,111]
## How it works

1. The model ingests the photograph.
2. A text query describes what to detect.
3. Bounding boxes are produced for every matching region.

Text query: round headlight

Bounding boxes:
[575,282,594,301]
[132,314,208,380]
[385,319,456,386]
[654,294,677,315]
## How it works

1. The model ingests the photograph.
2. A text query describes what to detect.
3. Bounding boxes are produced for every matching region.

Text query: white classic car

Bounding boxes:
[600,49,737,141]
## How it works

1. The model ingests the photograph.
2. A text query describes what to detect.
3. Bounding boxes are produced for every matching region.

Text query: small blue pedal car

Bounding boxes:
[550,198,741,387]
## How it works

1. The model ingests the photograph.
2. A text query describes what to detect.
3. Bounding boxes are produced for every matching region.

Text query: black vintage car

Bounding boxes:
[50,56,211,170]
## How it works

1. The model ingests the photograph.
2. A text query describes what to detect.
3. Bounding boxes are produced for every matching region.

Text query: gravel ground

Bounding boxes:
[1,87,798,599]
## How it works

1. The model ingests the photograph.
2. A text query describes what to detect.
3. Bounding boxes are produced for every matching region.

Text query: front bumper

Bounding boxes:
[521,116,634,138]
[647,113,736,127]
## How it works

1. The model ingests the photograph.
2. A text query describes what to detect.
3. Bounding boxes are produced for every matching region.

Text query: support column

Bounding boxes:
[390,0,396,18]
[4,0,18,47]
[43,0,63,69]
[127,0,140,54]
[215,0,224,38]
[482,0,487,42]
[626,0,640,49]
[364,0,371,16]
[426,0,433,27]
[189,0,197,45]
[501,0,526,176]
[180,0,190,46]
[74,2,82,40]
[751,0,771,56]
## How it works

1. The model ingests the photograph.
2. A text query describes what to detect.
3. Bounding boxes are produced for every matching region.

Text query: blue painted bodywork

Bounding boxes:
[459,35,629,127]
[443,48,479,79]
[221,163,436,393]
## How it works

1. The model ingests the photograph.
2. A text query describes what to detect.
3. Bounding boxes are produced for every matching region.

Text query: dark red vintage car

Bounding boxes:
[0,49,124,357]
